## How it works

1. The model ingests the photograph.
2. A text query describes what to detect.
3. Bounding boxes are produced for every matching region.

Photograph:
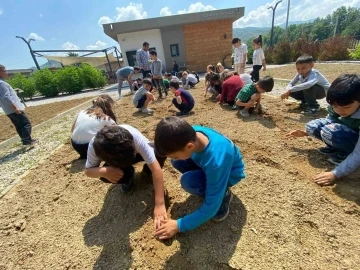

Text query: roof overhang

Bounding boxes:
[103,6,244,41]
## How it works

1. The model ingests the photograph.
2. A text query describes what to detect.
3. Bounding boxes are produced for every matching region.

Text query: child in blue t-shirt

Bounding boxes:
[153,117,246,239]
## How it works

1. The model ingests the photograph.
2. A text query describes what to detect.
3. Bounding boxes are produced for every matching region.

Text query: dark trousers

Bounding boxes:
[250,65,262,82]
[153,78,168,97]
[7,112,32,145]
[172,99,194,113]
[100,144,167,184]
[290,85,326,109]
[71,139,89,159]
[141,69,151,79]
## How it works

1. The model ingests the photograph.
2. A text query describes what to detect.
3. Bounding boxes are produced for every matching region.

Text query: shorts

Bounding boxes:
[136,95,147,108]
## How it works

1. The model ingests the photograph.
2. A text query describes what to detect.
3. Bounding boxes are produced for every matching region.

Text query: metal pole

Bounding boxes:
[16,36,41,70]
[114,47,121,69]
[105,52,113,75]
[285,0,290,36]
[333,15,339,37]
[268,0,282,47]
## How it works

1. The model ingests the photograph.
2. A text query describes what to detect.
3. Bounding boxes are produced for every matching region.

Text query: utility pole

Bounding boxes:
[268,0,283,47]
[285,0,290,36]
[16,36,41,70]
[333,15,339,37]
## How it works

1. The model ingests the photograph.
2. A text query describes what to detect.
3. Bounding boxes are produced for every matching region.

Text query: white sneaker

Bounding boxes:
[142,108,153,114]
[240,109,249,117]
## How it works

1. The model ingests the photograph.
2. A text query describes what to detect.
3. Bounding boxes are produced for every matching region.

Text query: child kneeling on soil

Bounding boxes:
[71,95,117,159]
[133,79,156,114]
[219,70,244,106]
[281,55,331,115]
[234,76,274,117]
[287,74,360,186]
[153,117,245,239]
[168,80,195,116]
[182,71,198,90]
[84,125,167,227]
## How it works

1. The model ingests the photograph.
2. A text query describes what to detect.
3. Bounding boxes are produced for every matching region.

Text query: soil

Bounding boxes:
[0,97,92,142]
[265,63,360,81]
[0,86,359,270]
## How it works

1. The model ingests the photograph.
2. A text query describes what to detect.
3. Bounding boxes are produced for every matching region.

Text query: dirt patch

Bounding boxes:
[0,87,359,269]
[265,63,360,81]
[0,97,92,142]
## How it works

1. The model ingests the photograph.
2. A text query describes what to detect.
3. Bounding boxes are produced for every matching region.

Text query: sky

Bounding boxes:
[1,0,359,69]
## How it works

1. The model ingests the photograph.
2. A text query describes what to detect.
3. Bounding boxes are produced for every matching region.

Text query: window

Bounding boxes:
[170,44,179,57]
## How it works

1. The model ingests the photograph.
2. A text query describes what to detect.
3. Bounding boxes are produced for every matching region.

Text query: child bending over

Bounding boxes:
[153,117,245,239]
[133,79,156,114]
[182,71,198,90]
[287,74,360,186]
[168,80,195,116]
[219,70,244,106]
[85,125,167,230]
[234,76,274,117]
[281,55,330,115]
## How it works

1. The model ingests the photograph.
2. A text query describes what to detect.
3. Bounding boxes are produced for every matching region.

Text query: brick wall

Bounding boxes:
[183,19,233,72]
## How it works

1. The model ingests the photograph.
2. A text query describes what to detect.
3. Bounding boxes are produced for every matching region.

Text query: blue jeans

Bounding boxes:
[306,118,358,155]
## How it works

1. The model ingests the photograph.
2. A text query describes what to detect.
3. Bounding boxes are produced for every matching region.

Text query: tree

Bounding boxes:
[67,52,79,57]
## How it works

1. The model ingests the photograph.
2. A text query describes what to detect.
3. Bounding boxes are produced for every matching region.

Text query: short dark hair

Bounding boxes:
[257,76,274,92]
[146,73,152,79]
[134,66,140,71]
[136,78,142,82]
[232,37,240,44]
[149,50,157,56]
[326,74,360,106]
[296,55,314,65]
[211,73,221,83]
[142,79,152,86]
[154,117,196,156]
[169,80,180,89]
[143,41,149,47]
[93,126,136,168]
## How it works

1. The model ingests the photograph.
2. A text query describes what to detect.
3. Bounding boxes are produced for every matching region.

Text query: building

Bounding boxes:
[7,69,35,78]
[102,7,244,72]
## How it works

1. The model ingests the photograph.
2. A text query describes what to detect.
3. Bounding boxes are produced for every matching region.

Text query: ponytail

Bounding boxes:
[87,94,117,123]
[253,35,263,47]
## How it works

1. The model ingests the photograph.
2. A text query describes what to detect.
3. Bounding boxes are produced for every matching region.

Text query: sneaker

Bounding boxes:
[318,146,337,156]
[301,108,320,115]
[121,167,135,193]
[117,96,123,100]
[142,108,153,114]
[231,105,238,110]
[138,108,143,112]
[327,153,347,165]
[23,139,37,146]
[212,189,233,222]
[299,101,307,108]
[176,111,189,116]
[240,109,250,117]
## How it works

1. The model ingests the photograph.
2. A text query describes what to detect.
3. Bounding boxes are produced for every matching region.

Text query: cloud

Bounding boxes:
[62,42,80,50]
[86,40,107,50]
[98,16,113,26]
[160,7,172,16]
[177,2,216,14]
[115,2,147,22]
[234,0,360,28]
[28,33,45,42]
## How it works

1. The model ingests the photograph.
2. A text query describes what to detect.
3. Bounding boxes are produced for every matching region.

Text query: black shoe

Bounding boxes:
[23,139,37,146]
[327,153,347,165]
[317,146,337,156]
[176,111,189,116]
[301,108,320,115]
[212,189,233,222]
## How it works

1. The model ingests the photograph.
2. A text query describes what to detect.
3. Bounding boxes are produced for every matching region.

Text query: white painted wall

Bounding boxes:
[117,29,166,69]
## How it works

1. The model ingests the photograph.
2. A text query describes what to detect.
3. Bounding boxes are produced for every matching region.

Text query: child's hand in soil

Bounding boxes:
[155,219,179,240]
[281,90,291,100]
[286,130,307,138]
[153,204,167,231]
[102,167,124,183]
[313,172,336,186]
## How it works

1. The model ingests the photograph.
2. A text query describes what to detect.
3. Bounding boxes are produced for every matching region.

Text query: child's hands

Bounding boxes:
[281,90,291,100]
[155,219,179,240]
[153,204,167,231]
[286,129,307,137]
[101,167,124,183]
[313,172,337,186]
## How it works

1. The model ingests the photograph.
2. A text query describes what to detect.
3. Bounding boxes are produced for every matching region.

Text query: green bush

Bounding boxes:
[7,74,37,99]
[263,46,274,64]
[318,36,352,61]
[56,66,84,94]
[33,69,59,97]
[349,44,360,60]
[80,64,107,89]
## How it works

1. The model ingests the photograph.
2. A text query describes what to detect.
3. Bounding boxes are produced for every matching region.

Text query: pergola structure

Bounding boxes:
[32,46,122,75]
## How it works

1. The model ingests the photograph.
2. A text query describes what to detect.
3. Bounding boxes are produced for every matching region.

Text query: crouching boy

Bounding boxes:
[133,79,156,114]
[153,117,246,239]
[168,80,195,116]
[85,125,167,228]
[287,74,360,185]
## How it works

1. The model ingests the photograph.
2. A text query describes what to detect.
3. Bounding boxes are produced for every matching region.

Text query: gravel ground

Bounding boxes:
[0,107,84,194]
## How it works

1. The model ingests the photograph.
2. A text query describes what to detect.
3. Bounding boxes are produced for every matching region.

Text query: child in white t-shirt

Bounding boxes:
[71,94,117,159]
[182,71,198,89]
[232,37,248,74]
[250,35,266,82]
